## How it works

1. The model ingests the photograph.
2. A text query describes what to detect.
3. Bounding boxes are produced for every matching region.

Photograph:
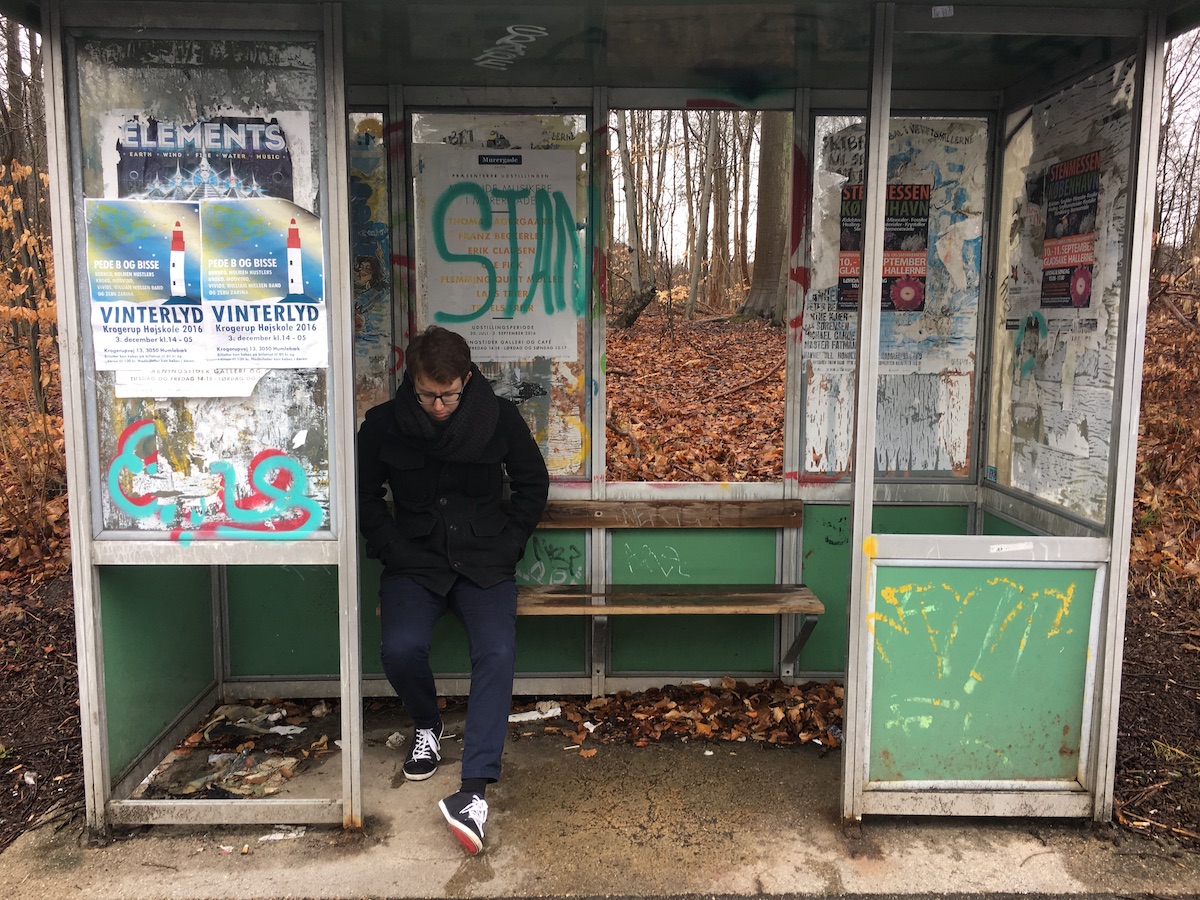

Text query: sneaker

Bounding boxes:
[438,791,487,854]
[402,722,442,781]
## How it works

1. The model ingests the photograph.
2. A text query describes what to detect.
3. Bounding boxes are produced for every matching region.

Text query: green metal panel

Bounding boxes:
[800,505,970,673]
[515,529,587,675]
[99,565,214,778]
[226,565,339,677]
[868,565,1095,782]
[983,512,1035,536]
[610,529,777,674]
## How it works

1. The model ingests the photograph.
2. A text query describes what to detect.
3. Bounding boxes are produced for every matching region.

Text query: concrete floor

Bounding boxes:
[3,704,1200,900]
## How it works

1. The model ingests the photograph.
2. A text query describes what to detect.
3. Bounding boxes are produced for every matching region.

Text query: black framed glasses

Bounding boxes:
[414,388,464,406]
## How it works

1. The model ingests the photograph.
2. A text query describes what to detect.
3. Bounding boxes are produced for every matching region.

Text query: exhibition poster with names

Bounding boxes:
[85,114,328,384]
[413,143,584,362]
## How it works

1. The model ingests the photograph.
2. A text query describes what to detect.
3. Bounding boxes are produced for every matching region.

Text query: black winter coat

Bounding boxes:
[356,373,549,596]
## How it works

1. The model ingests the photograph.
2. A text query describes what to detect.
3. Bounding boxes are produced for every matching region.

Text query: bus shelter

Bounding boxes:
[13,0,1200,831]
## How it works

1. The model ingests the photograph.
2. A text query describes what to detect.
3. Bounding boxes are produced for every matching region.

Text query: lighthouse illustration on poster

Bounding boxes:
[201,197,328,368]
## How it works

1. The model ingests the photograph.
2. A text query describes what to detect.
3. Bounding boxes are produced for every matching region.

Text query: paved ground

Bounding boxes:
[3,706,1200,900]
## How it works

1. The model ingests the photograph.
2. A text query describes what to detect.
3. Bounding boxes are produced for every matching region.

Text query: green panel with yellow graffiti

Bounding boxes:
[869,565,1096,782]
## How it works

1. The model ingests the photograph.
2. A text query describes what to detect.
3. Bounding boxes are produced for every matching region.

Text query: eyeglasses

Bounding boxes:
[414,388,463,407]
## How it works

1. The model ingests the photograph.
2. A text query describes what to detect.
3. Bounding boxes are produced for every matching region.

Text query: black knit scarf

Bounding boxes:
[393,363,499,461]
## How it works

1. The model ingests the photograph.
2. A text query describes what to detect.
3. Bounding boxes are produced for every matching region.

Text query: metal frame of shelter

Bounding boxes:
[11,0,1190,832]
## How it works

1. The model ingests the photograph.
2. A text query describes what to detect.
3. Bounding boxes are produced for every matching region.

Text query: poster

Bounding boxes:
[837,183,931,311]
[86,114,328,377]
[804,118,987,477]
[113,115,295,202]
[203,198,326,367]
[348,113,395,420]
[1040,151,1100,309]
[414,144,584,362]
[86,200,205,369]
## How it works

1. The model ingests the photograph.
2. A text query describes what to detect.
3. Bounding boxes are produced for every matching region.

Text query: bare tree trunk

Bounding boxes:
[709,119,731,311]
[648,110,673,293]
[615,109,645,298]
[737,111,757,287]
[685,112,719,319]
[739,111,793,324]
[682,113,697,287]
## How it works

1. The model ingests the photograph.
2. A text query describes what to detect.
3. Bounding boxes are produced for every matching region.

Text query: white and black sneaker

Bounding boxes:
[438,791,487,855]
[402,722,442,781]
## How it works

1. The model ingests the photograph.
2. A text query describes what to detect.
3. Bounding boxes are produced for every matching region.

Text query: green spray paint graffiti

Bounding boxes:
[430,181,585,322]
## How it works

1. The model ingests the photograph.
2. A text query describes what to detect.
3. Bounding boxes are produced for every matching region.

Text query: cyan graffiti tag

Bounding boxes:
[108,419,323,543]
[431,181,585,323]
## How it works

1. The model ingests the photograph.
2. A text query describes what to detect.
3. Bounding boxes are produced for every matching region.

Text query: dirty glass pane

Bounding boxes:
[803,115,988,479]
[410,112,591,482]
[348,111,396,421]
[986,60,1135,525]
[73,36,332,538]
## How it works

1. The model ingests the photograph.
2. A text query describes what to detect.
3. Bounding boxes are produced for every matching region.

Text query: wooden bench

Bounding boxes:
[515,499,823,691]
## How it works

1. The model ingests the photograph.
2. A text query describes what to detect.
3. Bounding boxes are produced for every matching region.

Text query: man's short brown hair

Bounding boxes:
[405,325,472,383]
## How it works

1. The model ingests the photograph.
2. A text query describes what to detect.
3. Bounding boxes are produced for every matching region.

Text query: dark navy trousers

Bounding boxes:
[378,574,517,783]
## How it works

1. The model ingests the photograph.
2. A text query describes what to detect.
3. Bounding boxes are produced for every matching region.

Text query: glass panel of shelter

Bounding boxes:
[804,114,989,482]
[408,111,592,483]
[985,60,1138,536]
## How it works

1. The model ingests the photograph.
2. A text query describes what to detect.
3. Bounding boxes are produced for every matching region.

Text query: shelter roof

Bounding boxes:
[6,1,1199,95]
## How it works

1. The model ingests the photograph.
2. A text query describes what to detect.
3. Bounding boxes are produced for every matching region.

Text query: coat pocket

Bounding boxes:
[397,513,436,539]
[470,510,522,561]
[382,444,433,504]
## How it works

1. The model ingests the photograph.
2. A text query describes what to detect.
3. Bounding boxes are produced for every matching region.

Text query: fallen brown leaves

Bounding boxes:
[1129,308,1200,585]
[515,677,843,752]
[605,304,786,482]
[137,699,340,799]
[1116,300,1200,850]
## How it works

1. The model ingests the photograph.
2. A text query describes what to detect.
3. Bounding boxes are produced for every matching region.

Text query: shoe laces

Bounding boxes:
[410,726,440,761]
[458,795,488,830]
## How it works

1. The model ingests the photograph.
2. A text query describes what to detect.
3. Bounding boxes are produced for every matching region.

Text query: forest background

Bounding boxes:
[4,19,1200,851]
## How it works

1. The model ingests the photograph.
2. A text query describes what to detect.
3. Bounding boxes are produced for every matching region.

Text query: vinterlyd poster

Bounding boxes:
[86,200,205,370]
[1040,151,1100,309]
[837,183,931,311]
[203,198,327,367]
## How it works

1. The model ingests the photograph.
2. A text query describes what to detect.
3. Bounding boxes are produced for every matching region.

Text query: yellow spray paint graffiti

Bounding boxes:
[868,564,1094,781]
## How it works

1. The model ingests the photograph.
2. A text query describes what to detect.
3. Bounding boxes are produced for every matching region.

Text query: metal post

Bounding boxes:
[41,0,114,835]
[1092,10,1165,822]
[841,0,894,824]
[322,1,364,830]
